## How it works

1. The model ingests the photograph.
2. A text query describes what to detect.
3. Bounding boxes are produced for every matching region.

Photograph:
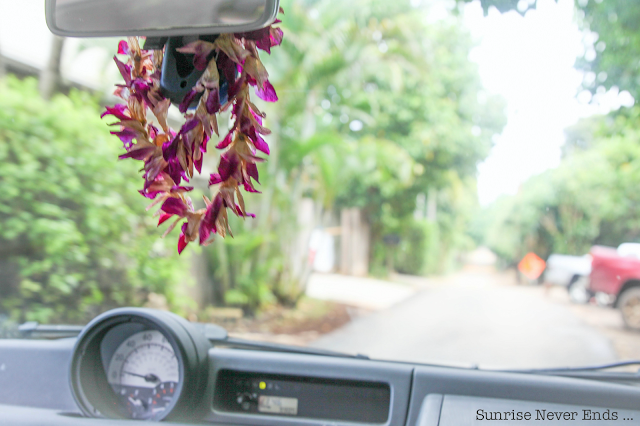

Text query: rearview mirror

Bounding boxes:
[45,0,280,37]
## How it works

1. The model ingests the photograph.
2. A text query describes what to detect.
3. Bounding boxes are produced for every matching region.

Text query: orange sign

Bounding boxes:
[518,252,546,280]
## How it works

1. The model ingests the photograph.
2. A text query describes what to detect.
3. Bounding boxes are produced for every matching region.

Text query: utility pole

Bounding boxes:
[0,35,6,78]
[39,36,66,100]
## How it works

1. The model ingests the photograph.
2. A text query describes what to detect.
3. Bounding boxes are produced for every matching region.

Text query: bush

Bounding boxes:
[0,77,189,323]
[392,219,439,276]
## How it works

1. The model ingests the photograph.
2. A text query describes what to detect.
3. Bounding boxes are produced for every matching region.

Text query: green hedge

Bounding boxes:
[0,77,189,324]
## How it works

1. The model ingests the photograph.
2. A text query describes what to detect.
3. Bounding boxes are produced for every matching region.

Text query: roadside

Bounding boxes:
[223,298,355,346]
[224,272,418,346]
[542,284,640,363]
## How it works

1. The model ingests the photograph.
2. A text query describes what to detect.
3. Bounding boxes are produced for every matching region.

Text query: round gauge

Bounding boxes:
[69,308,211,422]
[107,330,180,419]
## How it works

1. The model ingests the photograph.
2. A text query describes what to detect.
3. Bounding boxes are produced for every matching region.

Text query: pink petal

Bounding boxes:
[161,197,188,216]
[255,80,278,102]
[206,88,221,114]
[177,233,188,254]
[246,162,260,183]
[218,152,240,181]
[110,129,137,148]
[177,41,216,71]
[208,173,223,185]
[216,132,234,150]
[158,213,173,226]
[117,40,130,55]
[113,56,132,86]
[118,144,157,161]
[251,132,270,155]
[101,104,129,120]
[179,89,198,113]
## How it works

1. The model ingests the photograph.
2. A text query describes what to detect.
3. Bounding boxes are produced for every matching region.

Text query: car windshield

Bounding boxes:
[1,0,639,371]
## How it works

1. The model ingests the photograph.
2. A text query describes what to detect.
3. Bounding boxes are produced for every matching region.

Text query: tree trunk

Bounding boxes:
[40,36,66,100]
[0,39,5,78]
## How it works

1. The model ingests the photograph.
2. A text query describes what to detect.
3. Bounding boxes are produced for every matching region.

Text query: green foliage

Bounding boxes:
[574,0,640,100]
[274,0,504,277]
[202,0,506,311]
[479,108,640,265]
[0,76,188,323]
[389,220,439,276]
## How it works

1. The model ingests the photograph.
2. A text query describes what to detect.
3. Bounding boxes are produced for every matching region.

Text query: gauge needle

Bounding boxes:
[123,371,160,383]
[127,396,143,407]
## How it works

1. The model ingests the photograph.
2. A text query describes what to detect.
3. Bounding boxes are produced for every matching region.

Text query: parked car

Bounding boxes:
[590,245,640,331]
[544,254,592,303]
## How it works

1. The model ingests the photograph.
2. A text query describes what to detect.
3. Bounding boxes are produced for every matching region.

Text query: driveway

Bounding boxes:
[310,267,619,369]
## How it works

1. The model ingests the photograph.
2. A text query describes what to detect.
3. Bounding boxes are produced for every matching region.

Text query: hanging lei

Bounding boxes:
[102,11,284,254]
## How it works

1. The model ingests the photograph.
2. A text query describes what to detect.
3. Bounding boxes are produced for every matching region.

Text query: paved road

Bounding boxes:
[311,268,618,369]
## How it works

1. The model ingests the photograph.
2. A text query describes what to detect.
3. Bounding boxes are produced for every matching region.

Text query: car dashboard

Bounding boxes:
[0,308,639,426]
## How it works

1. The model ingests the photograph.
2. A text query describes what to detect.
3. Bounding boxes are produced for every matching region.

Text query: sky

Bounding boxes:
[461,0,634,205]
[0,0,120,91]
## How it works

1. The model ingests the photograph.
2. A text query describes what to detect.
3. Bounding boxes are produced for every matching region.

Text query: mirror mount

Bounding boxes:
[144,35,232,108]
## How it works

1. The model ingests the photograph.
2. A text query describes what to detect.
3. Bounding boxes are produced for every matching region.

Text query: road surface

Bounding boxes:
[311,268,619,369]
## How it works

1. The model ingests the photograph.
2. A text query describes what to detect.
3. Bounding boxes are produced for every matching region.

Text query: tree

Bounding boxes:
[479,107,640,264]
[205,0,507,312]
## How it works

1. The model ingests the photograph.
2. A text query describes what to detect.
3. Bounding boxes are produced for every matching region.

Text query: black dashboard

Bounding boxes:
[1,308,640,426]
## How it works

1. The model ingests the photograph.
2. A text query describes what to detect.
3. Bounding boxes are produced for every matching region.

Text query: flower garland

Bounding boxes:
[102,13,283,254]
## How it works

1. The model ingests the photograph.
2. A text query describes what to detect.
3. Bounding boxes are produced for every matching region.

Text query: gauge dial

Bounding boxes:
[107,330,180,419]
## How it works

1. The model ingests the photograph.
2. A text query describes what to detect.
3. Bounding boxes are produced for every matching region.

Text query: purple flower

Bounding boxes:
[118,142,158,161]
[246,162,260,183]
[110,128,137,149]
[217,52,237,87]
[179,89,199,113]
[208,173,223,185]
[117,40,130,55]
[255,80,278,102]
[246,127,270,155]
[237,25,284,54]
[199,194,224,244]
[131,79,154,107]
[218,151,241,181]
[113,56,132,86]
[164,157,187,186]
[243,182,261,193]
[161,197,189,217]
[105,19,284,253]
[176,40,217,71]
[216,131,234,149]
[158,213,173,226]
[235,204,256,217]
[178,223,189,254]
[206,88,221,114]
[101,104,129,121]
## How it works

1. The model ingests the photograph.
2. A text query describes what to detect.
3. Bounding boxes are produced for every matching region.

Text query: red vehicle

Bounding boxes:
[590,245,640,331]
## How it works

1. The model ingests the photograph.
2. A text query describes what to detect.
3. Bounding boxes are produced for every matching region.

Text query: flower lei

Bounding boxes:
[102,13,283,254]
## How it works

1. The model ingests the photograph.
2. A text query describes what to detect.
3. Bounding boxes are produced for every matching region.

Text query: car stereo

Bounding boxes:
[213,369,391,423]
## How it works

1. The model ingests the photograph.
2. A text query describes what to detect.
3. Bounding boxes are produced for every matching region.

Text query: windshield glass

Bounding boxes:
[1,0,639,370]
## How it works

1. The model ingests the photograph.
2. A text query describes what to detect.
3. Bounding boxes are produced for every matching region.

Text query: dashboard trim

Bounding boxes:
[406,365,640,426]
[206,347,414,426]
